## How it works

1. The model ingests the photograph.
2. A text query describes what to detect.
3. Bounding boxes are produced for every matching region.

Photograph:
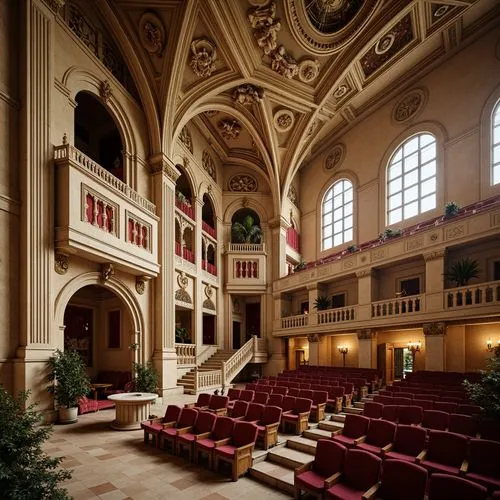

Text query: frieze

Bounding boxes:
[229,174,257,192]
[423,322,446,336]
[342,257,356,270]
[445,224,465,240]
[371,248,387,261]
[406,237,424,252]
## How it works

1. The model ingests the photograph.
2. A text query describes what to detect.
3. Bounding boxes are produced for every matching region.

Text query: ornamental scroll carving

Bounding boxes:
[139,12,165,55]
[393,89,427,123]
[423,322,446,336]
[179,126,193,153]
[219,119,242,140]
[357,329,375,340]
[99,80,112,103]
[203,284,216,310]
[100,263,114,282]
[232,84,264,106]
[190,38,217,78]
[54,253,70,275]
[202,151,216,181]
[248,2,281,55]
[229,175,258,192]
[175,271,192,303]
[307,333,319,343]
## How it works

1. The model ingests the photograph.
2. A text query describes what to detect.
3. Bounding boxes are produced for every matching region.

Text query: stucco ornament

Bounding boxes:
[270,45,299,79]
[54,252,70,275]
[287,185,298,204]
[99,80,112,103]
[325,144,345,171]
[298,59,320,83]
[190,38,217,77]
[179,126,193,153]
[273,109,295,132]
[100,263,114,281]
[135,276,149,295]
[218,119,242,140]
[202,150,217,181]
[232,84,264,106]
[139,12,165,55]
[393,88,427,123]
[229,175,258,192]
[248,2,281,55]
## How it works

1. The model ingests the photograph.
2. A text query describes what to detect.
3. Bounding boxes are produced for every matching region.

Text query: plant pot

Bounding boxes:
[58,406,78,424]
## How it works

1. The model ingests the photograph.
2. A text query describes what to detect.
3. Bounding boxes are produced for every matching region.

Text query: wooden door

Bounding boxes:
[232,321,241,349]
[377,343,394,385]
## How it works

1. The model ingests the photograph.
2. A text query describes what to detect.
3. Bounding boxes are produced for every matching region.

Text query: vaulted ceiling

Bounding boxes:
[89,0,499,212]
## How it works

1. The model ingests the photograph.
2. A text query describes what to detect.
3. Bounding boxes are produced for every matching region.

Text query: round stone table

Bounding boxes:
[107,392,158,430]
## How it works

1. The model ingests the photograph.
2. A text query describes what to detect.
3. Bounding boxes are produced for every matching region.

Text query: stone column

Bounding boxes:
[269,216,289,280]
[15,0,57,406]
[193,197,204,350]
[356,269,377,321]
[150,155,180,395]
[307,334,320,366]
[215,215,224,349]
[307,284,319,326]
[424,322,446,371]
[424,250,446,312]
[357,329,377,368]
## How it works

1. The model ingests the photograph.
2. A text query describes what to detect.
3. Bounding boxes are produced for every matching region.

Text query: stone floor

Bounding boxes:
[43,392,294,500]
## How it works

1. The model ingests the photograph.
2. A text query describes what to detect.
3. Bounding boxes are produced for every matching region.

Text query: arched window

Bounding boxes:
[387,133,436,225]
[492,101,500,185]
[322,179,353,251]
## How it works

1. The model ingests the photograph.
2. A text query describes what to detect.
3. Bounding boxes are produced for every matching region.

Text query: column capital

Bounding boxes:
[356,268,374,278]
[307,333,320,343]
[357,329,376,340]
[423,321,446,336]
[268,215,290,231]
[423,250,446,262]
[149,153,181,183]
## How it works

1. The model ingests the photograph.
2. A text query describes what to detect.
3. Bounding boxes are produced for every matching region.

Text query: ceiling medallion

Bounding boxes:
[284,0,380,56]
[433,5,450,19]
[392,88,427,123]
[273,109,295,132]
[375,34,395,55]
[229,174,258,192]
[232,84,264,106]
[333,84,349,99]
[139,12,165,55]
[218,119,242,139]
[298,59,320,83]
[190,38,217,78]
[325,143,345,171]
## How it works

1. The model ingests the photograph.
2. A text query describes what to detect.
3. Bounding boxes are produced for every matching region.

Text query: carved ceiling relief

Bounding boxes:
[232,84,264,107]
[248,2,281,55]
[229,175,258,192]
[139,12,165,55]
[287,185,298,205]
[361,14,414,79]
[202,150,217,181]
[273,109,295,132]
[430,4,457,27]
[325,143,345,171]
[393,88,427,123]
[179,126,193,153]
[99,80,112,103]
[190,38,217,78]
[218,119,242,140]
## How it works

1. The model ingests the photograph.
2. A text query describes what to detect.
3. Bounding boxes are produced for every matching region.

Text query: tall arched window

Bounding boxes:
[492,101,500,185]
[387,133,437,225]
[322,179,353,251]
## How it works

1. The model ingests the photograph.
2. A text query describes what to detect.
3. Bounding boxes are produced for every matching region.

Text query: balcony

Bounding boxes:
[202,221,217,239]
[225,243,267,293]
[175,198,194,220]
[445,280,500,309]
[286,227,300,252]
[54,143,159,276]
[202,260,217,276]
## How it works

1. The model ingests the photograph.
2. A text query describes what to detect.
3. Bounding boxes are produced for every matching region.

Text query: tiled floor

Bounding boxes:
[43,392,293,500]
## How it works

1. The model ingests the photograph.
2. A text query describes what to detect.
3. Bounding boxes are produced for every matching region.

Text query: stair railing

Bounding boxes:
[222,335,257,386]
[193,367,222,393]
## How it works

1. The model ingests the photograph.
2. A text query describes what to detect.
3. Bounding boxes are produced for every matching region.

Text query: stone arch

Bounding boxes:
[54,272,146,362]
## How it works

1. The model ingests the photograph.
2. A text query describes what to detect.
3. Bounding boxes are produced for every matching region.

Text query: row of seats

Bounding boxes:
[295,438,495,500]
[330,414,500,494]
[386,385,469,400]
[376,391,472,407]
[141,406,259,481]
[273,377,372,398]
[372,396,478,415]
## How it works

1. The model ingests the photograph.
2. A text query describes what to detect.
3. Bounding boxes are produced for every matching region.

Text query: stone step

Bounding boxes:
[354,402,365,409]
[344,406,363,415]
[330,413,346,423]
[249,461,295,495]
[267,446,314,469]
[318,420,344,432]
[286,436,317,455]
[303,428,333,441]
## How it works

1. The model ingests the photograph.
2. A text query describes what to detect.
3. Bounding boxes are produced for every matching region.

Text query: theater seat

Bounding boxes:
[141,404,181,447]
[332,414,370,449]
[356,419,396,457]
[383,424,427,463]
[428,473,488,500]
[465,439,500,493]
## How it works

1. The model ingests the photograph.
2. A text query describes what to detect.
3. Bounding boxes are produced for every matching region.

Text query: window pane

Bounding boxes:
[404,137,419,156]
[389,161,402,180]
[333,182,343,195]
[323,237,332,250]
[421,177,436,196]
[325,189,333,202]
[344,228,353,242]
[421,160,436,180]
[333,221,343,234]
[323,212,332,226]
[421,194,436,212]
[404,185,419,202]
[333,193,343,209]
[323,179,354,248]
[323,225,332,237]
[344,202,353,216]
[493,145,500,165]
[344,215,353,229]
[404,201,419,219]
[494,106,500,126]
[344,187,353,202]
[334,207,343,221]
[494,125,500,145]
[388,178,402,195]
[389,208,402,224]
[323,199,332,213]
[333,233,343,247]
[421,143,436,163]
[389,193,402,210]
[404,170,418,188]
[420,134,435,147]
[493,165,500,185]
[404,152,419,172]
[392,149,402,162]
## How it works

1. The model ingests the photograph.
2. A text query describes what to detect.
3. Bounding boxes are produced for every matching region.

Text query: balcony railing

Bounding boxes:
[176,343,196,365]
[228,242,265,253]
[175,198,194,220]
[318,307,357,324]
[202,260,217,276]
[235,260,258,278]
[445,280,500,309]
[281,314,309,329]
[286,227,300,252]
[202,221,217,239]
[183,247,195,263]
[175,241,181,256]
[371,294,423,318]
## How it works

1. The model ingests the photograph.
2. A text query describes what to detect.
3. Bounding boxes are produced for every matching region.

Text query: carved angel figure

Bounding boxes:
[190,39,217,78]
[270,45,299,79]
[247,2,277,28]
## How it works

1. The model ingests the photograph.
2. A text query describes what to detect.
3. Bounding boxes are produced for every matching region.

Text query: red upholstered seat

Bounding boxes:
[78,396,98,415]
[465,439,500,492]
[398,405,423,425]
[310,390,328,422]
[256,405,282,450]
[207,395,229,416]
[176,411,217,460]
[295,440,346,498]
[417,430,468,476]
[239,390,255,403]
[194,416,234,469]
[268,393,283,406]
[228,400,249,420]
[254,392,269,405]
[448,413,478,437]
[226,388,241,409]
[185,392,211,411]
[214,421,258,481]
[422,410,449,431]
[428,473,488,500]
[160,408,198,452]
[411,399,434,411]
[381,405,399,423]
[141,404,181,447]
[281,397,313,434]
[332,414,370,449]
[243,402,265,423]
[327,386,344,414]
[376,459,427,500]
[288,388,301,397]
[434,401,458,414]
[273,386,288,395]
[356,419,396,457]
[383,424,427,462]
[456,404,481,416]
[363,401,383,419]
[325,449,381,500]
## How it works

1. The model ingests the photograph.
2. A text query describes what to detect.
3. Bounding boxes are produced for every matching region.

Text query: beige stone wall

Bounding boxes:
[377,328,426,373]
[464,323,500,372]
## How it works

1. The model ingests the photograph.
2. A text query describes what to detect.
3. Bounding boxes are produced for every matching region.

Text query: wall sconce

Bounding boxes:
[338,345,348,368]
[407,341,421,372]
[487,339,500,352]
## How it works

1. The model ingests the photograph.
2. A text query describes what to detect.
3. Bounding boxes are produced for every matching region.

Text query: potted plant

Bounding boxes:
[379,228,402,241]
[444,201,460,218]
[314,296,331,311]
[133,361,158,394]
[46,349,91,424]
[445,257,480,287]
[231,215,262,244]
[294,257,307,271]
[175,326,190,343]
[346,245,358,253]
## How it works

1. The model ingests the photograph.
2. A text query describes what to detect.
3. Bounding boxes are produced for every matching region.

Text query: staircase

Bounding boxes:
[177,350,235,394]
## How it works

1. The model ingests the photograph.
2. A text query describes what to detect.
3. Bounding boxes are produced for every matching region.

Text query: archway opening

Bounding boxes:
[202,194,216,236]
[231,208,262,244]
[74,92,124,181]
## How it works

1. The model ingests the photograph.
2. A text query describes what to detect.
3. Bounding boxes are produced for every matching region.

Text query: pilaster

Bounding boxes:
[269,216,289,280]
[424,250,446,312]
[307,334,320,366]
[194,197,204,350]
[357,329,377,368]
[424,322,446,371]
[356,269,377,320]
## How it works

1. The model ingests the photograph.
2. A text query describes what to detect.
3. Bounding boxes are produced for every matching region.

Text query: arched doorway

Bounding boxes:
[231,208,262,243]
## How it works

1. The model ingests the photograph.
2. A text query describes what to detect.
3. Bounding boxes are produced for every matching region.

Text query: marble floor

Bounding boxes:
[43,392,294,500]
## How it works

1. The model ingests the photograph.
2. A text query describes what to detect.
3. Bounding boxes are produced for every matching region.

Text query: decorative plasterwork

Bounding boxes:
[100,263,114,281]
[54,252,70,275]
[307,333,319,343]
[249,0,271,6]
[357,329,375,340]
[135,276,150,295]
[232,296,241,313]
[44,0,65,14]
[139,12,165,55]
[232,84,264,106]
[287,185,298,205]
[218,119,242,139]
[325,143,345,171]
[392,88,427,123]
[273,109,295,132]
[179,126,193,153]
[298,59,320,83]
[270,45,299,79]
[190,38,217,78]
[203,284,216,310]
[175,271,192,303]
[229,174,258,192]
[360,14,414,79]
[248,2,281,55]
[423,322,446,336]
[205,110,219,118]
[202,150,217,181]
[99,80,112,103]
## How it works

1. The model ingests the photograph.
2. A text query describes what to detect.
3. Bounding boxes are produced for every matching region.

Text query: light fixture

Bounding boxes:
[407,341,421,373]
[487,338,500,352]
[338,345,348,368]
